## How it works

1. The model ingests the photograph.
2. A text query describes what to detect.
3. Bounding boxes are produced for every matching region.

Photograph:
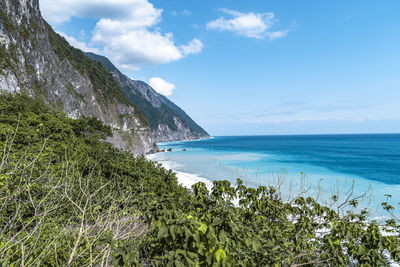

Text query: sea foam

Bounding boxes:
[146,154,213,190]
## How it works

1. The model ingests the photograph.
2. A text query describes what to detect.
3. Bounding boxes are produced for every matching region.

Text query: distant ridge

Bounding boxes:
[85,52,210,142]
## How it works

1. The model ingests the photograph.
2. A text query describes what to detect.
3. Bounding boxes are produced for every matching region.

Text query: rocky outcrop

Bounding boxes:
[0,0,156,155]
[85,53,210,142]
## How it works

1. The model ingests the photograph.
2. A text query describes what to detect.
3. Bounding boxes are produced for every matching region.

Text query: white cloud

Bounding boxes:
[149,77,175,96]
[94,30,184,69]
[40,0,161,26]
[57,32,100,54]
[171,9,191,16]
[266,30,290,40]
[181,9,191,16]
[40,0,203,69]
[207,9,288,39]
[180,39,204,55]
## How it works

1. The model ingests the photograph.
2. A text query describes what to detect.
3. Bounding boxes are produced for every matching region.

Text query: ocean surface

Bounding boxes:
[148,134,400,219]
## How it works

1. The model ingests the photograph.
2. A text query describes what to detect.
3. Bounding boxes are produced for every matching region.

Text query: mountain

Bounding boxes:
[85,52,209,142]
[0,0,157,155]
[0,0,208,154]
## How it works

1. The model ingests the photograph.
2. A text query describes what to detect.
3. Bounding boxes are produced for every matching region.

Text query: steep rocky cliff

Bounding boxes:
[85,52,210,142]
[0,0,156,155]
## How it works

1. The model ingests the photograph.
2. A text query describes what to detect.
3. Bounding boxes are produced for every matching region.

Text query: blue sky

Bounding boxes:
[40,0,400,135]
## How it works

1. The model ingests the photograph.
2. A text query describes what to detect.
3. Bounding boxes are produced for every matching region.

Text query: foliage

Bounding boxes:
[0,93,399,266]
[140,180,400,266]
[0,93,186,265]
[44,23,149,128]
[0,44,18,74]
[0,45,9,75]
[84,52,208,135]
[0,9,15,32]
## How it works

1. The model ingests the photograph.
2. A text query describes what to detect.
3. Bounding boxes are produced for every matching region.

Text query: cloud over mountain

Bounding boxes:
[149,77,176,96]
[40,0,203,69]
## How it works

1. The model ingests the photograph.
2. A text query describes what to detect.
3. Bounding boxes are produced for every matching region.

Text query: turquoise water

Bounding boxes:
[150,134,400,219]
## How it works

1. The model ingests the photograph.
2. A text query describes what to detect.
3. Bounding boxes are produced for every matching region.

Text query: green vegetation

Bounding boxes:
[44,23,149,128]
[124,80,208,134]
[18,26,30,42]
[25,61,36,76]
[0,9,15,32]
[45,22,124,101]
[1,93,399,266]
[0,45,17,73]
[128,90,180,131]
[0,46,8,75]
[85,52,208,135]
[0,93,182,265]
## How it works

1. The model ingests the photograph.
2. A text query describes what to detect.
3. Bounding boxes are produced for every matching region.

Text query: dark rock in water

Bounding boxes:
[160,149,166,152]
[167,148,172,152]
[182,149,186,151]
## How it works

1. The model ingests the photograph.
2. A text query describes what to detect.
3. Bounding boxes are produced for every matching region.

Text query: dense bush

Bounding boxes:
[0,93,399,266]
[0,93,187,265]
[141,180,400,266]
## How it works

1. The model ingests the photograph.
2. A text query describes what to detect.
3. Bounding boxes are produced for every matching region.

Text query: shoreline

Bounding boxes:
[149,136,214,155]
[146,153,214,190]
[155,136,214,146]
[147,136,400,219]
[146,151,400,267]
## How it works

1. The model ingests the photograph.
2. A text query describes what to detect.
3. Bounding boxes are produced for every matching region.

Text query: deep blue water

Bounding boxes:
[162,134,400,185]
[150,134,400,218]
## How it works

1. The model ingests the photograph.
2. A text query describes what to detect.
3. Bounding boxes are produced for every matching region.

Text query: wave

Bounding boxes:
[146,154,213,190]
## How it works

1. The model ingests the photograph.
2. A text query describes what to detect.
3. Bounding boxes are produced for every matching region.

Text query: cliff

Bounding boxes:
[85,52,210,142]
[0,0,156,155]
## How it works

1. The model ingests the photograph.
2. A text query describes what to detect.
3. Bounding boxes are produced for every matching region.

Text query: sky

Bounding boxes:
[39,0,400,136]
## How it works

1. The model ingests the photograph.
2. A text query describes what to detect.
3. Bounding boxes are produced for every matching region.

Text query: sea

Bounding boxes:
[147,134,400,219]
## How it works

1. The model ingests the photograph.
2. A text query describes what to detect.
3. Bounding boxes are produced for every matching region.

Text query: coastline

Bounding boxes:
[146,153,214,190]
[147,137,400,266]
[147,135,400,220]
[155,136,214,147]
[149,136,214,155]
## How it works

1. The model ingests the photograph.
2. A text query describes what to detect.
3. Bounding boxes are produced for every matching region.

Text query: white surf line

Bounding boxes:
[146,154,213,190]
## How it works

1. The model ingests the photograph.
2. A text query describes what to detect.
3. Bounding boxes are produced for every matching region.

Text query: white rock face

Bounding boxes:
[151,116,206,142]
[0,72,20,92]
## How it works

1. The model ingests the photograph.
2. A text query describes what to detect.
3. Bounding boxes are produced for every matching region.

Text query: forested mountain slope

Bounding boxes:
[0,0,156,154]
[85,52,209,142]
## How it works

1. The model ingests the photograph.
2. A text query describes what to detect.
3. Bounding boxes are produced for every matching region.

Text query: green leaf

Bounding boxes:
[215,248,226,262]
[219,230,228,243]
[158,226,169,239]
[198,222,208,234]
